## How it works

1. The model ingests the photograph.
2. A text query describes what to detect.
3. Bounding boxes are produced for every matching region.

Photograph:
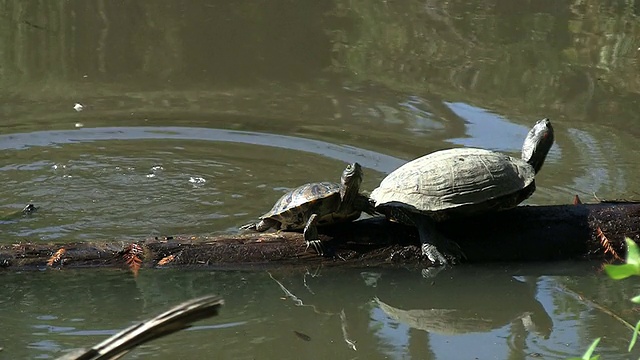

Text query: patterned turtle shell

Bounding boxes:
[260,181,361,230]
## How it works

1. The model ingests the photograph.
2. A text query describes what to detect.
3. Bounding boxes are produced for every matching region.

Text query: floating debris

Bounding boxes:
[55,295,224,360]
[73,103,84,112]
[340,309,357,351]
[360,271,381,287]
[293,331,311,342]
[189,176,206,185]
[22,204,38,215]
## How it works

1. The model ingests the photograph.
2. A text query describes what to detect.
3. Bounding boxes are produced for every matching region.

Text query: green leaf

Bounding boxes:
[604,239,640,279]
[629,320,640,351]
[604,263,639,280]
[625,238,640,266]
[631,295,640,304]
[580,338,601,360]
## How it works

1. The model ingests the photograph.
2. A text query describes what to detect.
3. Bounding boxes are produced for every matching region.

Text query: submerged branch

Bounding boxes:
[56,295,224,360]
[2,202,640,271]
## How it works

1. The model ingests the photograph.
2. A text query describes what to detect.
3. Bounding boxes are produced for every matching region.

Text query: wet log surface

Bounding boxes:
[2,202,639,271]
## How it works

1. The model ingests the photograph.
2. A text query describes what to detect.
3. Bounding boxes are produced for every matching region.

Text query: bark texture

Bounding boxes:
[2,202,638,271]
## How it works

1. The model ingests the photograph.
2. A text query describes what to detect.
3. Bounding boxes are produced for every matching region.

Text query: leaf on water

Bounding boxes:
[293,331,311,341]
[157,254,175,266]
[46,248,66,267]
[123,243,144,277]
[631,295,640,304]
[125,255,142,277]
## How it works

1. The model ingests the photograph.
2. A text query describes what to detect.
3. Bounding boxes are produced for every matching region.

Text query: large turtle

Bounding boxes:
[370,118,555,265]
[240,162,373,254]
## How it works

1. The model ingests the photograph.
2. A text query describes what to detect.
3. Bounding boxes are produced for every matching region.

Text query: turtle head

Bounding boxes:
[340,162,363,204]
[521,118,554,174]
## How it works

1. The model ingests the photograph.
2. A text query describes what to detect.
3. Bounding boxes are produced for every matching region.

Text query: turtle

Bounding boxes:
[370,118,555,265]
[240,162,374,255]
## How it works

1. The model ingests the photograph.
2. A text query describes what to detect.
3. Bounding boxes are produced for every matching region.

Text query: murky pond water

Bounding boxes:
[1,0,640,358]
[3,264,640,359]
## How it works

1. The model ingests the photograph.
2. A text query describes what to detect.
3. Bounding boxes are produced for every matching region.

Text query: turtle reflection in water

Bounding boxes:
[370,118,555,265]
[374,295,551,339]
[240,163,374,255]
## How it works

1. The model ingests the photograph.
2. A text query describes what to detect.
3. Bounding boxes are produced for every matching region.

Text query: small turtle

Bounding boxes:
[370,118,555,265]
[241,163,373,254]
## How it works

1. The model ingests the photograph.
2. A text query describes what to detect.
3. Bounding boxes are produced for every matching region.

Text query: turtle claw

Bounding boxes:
[239,223,256,231]
[240,218,279,232]
[305,240,325,256]
[303,214,326,256]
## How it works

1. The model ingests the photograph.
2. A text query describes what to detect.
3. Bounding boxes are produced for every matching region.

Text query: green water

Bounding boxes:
[1,0,640,358]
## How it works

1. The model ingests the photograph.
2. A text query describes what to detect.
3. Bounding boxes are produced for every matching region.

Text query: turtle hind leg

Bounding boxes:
[303,213,325,256]
[240,218,279,232]
[412,215,461,265]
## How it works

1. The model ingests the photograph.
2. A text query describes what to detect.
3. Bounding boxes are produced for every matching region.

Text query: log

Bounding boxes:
[1,202,639,271]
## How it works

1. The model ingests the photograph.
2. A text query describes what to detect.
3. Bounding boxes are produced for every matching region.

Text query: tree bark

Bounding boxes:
[2,202,639,271]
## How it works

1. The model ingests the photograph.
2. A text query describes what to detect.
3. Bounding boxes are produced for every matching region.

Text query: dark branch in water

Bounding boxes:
[56,295,224,360]
[1,203,639,271]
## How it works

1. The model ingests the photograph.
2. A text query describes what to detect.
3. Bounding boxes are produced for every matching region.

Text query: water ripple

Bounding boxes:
[0,126,406,174]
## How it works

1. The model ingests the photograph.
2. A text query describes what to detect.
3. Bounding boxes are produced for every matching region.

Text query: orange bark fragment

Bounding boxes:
[596,227,623,262]
[47,248,66,267]
[157,254,175,266]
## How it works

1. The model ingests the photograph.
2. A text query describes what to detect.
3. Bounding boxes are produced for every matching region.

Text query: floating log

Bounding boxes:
[1,202,639,271]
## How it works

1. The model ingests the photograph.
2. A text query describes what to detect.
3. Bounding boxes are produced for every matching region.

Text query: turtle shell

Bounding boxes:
[260,181,349,230]
[370,148,536,220]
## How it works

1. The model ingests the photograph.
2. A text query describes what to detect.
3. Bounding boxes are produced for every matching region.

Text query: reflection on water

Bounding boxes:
[1,265,639,359]
[2,0,640,359]
[0,127,405,173]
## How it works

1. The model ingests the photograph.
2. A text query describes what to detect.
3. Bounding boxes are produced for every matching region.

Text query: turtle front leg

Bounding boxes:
[413,215,461,265]
[303,213,325,256]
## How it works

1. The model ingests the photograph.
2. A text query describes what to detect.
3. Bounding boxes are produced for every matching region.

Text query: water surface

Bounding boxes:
[2,264,639,359]
[1,0,640,358]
